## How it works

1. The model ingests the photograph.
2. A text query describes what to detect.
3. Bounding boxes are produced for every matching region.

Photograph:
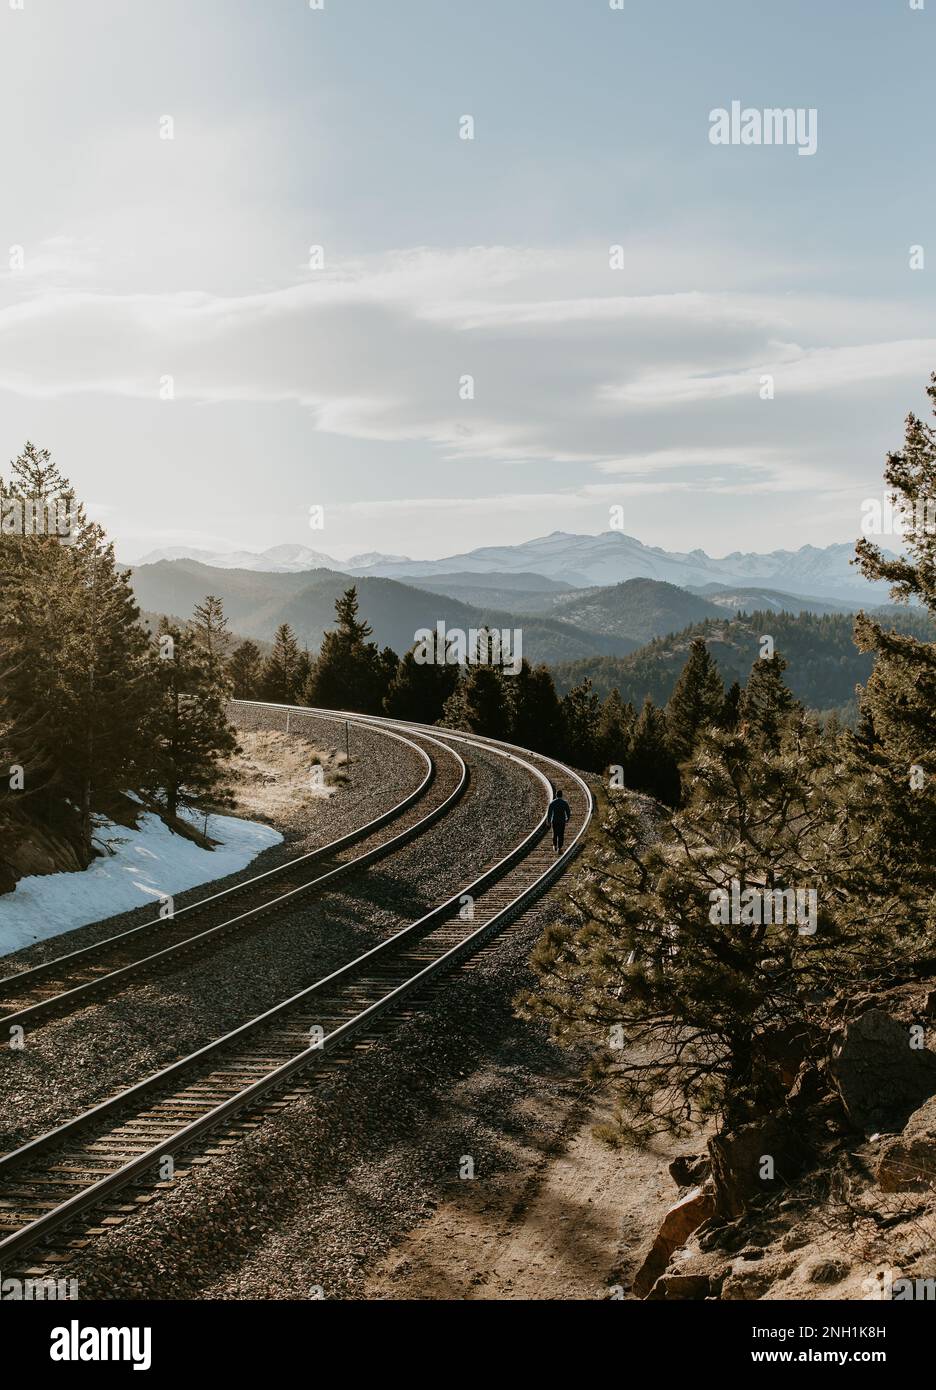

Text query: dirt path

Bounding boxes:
[364,1083,682,1301]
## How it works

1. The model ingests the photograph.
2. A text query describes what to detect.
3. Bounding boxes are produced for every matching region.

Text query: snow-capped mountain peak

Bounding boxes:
[132,531,893,602]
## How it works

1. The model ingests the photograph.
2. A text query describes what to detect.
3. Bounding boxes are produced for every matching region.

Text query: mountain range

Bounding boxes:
[136,530,895,603]
[127,550,918,717]
[137,544,409,572]
[127,560,640,667]
[400,574,860,625]
[127,539,897,673]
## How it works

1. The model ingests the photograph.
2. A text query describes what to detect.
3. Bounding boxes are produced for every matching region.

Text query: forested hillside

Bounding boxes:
[544,577,724,643]
[551,607,936,718]
[129,559,634,665]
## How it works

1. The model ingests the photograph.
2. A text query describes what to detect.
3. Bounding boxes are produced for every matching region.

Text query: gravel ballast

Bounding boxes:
[0,728,546,1151]
[40,881,592,1300]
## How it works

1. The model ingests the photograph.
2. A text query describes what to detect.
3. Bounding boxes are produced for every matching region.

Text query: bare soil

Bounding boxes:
[364,1083,683,1301]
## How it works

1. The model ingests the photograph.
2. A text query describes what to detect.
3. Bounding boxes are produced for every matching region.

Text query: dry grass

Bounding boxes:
[227,730,349,821]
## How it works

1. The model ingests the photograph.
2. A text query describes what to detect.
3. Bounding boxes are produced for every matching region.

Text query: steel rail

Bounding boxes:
[0,707,592,1265]
[0,720,467,1030]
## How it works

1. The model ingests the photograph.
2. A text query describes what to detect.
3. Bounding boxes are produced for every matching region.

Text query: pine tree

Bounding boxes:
[739,652,798,752]
[294,646,313,702]
[518,377,936,1156]
[595,688,636,779]
[833,707,930,946]
[60,537,154,851]
[439,672,467,730]
[560,679,600,769]
[305,587,388,713]
[0,443,244,870]
[0,445,151,858]
[822,710,842,743]
[378,644,400,701]
[3,441,74,527]
[0,444,76,823]
[227,640,264,700]
[443,661,511,738]
[190,596,231,664]
[259,623,303,704]
[627,697,680,806]
[334,586,372,644]
[144,618,238,820]
[851,373,936,934]
[665,636,725,766]
[720,679,742,731]
[521,715,888,1137]
[384,639,458,724]
[508,660,563,755]
[0,522,69,820]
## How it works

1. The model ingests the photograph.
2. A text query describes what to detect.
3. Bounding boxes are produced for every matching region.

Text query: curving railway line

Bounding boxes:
[0,718,464,1029]
[0,704,592,1273]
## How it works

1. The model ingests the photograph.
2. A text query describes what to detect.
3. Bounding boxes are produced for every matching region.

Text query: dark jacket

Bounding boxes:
[546,795,571,827]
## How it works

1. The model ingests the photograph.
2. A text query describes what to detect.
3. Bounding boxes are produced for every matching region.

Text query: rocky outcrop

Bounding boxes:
[633,1185,715,1297]
[0,810,88,893]
[829,1009,936,1132]
[635,999,936,1300]
[668,1153,710,1187]
[709,1115,810,1218]
[645,1271,714,1300]
[876,1095,936,1192]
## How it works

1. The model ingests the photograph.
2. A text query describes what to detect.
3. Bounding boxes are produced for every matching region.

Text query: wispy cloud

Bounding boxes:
[604,339,936,408]
[0,245,928,509]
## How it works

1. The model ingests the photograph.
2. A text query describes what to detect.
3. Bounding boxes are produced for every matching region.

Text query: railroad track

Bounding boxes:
[0,717,466,1030]
[0,707,592,1271]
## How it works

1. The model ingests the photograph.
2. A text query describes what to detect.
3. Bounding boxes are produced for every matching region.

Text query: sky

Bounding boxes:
[0,0,933,564]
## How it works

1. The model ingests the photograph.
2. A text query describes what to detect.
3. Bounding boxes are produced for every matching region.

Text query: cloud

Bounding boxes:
[0,245,931,505]
[604,339,936,408]
[596,446,782,475]
[0,236,102,288]
[336,480,693,518]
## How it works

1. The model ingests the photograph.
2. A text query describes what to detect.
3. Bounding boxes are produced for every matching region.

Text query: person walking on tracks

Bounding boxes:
[546,789,572,853]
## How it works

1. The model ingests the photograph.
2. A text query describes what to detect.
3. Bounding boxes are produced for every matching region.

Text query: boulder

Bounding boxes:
[721,1251,799,1300]
[645,1272,712,1300]
[698,1217,748,1253]
[644,1243,732,1299]
[829,1009,936,1132]
[709,1115,810,1218]
[632,1186,715,1298]
[876,1095,936,1192]
[668,1153,711,1188]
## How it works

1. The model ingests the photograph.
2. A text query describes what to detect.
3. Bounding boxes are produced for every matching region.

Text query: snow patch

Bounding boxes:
[0,810,282,957]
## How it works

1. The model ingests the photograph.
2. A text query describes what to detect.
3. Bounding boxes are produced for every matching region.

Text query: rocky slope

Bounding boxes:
[633,984,936,1301]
